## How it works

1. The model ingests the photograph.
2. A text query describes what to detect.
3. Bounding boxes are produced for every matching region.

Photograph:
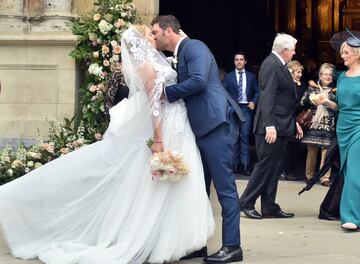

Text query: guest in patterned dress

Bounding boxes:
[300,63,337,187]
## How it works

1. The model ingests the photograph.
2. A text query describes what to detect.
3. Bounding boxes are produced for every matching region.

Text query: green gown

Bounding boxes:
[337,72,360,226]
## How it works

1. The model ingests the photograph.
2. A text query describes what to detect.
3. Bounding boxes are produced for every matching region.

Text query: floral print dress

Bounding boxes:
[300,83,337,146]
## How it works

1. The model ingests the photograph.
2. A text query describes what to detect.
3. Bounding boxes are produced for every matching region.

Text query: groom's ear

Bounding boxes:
[165,27,172,34]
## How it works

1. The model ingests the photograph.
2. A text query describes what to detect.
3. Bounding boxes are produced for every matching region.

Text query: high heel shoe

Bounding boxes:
[341,222,358,231]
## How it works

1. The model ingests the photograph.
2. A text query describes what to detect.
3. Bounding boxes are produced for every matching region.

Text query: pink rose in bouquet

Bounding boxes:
[149,149,189,181]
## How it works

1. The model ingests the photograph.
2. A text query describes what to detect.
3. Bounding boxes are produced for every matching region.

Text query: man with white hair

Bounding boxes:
[239,33,303,219]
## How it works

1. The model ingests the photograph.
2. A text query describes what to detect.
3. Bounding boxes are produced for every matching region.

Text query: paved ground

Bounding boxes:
[1,179,359,263]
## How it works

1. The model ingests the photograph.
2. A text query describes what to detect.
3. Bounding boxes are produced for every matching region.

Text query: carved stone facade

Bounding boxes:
[0,0,77,145]
[274,0,360,65]
[0,0,77,32]
[0,0,159,145]
[343,0,360,29]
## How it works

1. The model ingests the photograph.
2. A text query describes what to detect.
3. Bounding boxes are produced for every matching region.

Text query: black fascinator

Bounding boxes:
[330,27,360,51]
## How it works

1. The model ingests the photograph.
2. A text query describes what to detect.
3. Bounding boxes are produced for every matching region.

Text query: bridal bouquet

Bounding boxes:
[309,93,326,104]
[149,149,189,181]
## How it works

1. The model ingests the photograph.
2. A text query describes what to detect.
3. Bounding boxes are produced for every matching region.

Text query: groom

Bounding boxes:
[151,15,243,263]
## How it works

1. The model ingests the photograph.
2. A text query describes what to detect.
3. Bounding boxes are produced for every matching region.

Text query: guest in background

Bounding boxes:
[300,63,337,187]
[288,60,307,115]
[239,34,303,220]
[223,51,259,175]
[280,60,307,181]
[105,71,129,113]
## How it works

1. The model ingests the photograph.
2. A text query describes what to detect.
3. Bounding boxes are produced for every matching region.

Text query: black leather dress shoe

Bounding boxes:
[203,246,243,263]
[180,246,207,260]
[262,210,294,218]
[242,209,262,219]
[318,209,340,221]
[285,174,298,181]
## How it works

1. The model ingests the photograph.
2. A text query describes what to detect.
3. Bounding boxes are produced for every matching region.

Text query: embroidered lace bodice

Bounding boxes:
[160,66,187,135]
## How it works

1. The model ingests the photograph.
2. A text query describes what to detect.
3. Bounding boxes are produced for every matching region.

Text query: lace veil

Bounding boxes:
[121,25,176,129]
[102,26,176,163]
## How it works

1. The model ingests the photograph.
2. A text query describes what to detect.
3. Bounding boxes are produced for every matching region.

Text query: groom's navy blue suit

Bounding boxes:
[165,38,241,247]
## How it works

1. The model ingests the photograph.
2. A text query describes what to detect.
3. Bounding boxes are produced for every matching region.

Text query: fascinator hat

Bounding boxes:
[330,27,360,50]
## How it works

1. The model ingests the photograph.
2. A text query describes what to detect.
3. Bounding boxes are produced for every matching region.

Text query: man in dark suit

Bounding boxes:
[223,51,259,175]
[152,15,243,263]
[239,33,303,220]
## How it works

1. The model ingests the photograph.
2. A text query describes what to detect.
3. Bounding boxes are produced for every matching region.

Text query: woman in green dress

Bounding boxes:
[315,39,360,231]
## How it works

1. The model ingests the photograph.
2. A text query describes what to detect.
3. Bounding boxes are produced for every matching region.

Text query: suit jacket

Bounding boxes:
[223,69,260,105]
[253,53,296,136]
[165,38,229,138]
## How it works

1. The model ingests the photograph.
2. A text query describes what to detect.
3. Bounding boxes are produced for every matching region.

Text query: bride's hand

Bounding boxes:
[151,142,164,153]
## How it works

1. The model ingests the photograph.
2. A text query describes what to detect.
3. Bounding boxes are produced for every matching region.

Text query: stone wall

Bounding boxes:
[0,0,159,146]
[0,0,77,146]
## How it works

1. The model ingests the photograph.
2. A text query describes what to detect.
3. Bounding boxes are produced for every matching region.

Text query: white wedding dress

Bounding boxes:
[0,27,214,264]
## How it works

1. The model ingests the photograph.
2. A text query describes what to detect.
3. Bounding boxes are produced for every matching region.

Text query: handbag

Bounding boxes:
[296,109,312,129]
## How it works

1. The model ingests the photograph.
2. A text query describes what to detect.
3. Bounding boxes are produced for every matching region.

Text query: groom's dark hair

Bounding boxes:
[151,15,181,34]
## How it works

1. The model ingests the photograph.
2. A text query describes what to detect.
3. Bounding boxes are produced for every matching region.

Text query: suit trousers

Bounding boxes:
[234,105,252,167]
[240,134,288,214]
[196,121,241,247]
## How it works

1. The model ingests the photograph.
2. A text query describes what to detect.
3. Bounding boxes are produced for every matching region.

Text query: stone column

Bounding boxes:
[76,0,94,16]
[31,0,76,32]
[133,0,159,24]
[0,0,27,32]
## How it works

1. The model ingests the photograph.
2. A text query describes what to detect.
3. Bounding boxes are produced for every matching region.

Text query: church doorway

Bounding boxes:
[159,0,276,73]
[159,0,357,73]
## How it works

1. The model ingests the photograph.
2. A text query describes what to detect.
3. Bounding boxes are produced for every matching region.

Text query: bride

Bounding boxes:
[0,24,214,264]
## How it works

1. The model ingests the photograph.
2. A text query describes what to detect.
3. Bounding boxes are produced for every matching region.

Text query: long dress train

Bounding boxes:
[0,27,214,264]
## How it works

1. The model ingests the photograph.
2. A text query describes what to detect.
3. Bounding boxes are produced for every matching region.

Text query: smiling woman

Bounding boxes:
[300,63,337,187]
[335,39,360,231]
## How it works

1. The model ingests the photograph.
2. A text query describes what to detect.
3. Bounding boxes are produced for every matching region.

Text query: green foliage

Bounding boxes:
[67,0,141,140]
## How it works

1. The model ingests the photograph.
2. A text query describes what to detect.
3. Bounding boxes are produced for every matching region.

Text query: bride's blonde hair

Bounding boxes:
[132,24,150,37]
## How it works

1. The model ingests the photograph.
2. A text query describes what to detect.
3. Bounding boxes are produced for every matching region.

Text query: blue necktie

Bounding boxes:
[237,71,243,102]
